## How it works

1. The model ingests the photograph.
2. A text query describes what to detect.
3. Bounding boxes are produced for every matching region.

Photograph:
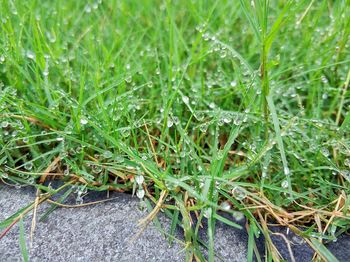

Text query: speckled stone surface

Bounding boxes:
[1,183,349,262]
[0,184,247,262]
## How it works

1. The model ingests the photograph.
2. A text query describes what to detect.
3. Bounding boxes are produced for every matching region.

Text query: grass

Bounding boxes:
[0,0,350,260]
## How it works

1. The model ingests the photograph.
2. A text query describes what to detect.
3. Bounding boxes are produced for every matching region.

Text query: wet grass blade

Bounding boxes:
[19,218,29,262]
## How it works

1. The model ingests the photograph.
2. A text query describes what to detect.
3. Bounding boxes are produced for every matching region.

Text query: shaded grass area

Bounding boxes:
[0,0,350,261]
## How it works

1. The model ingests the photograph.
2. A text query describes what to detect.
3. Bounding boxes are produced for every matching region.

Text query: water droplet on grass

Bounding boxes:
[199,123,208,132]
[1,172,9,179]
[230,81,237,87]
[24,162,33,171]
[103,150,113,159]
[284,166,290,176]
[232,186,246,200]
[232,210,244,221]
[1,121,9,128]
[233,117,242,125]
[26,50,35,60]
[321,147,330,157]
[136,188,145,199]
[125,75,132,83]
[135,175,144,185]
[203,207,212,218]
[220,201,231,211]
[121,129,130,138]
[344,158,350,167]
[167,119,174,128]
[84,5,91,13]
[281,180,289,189]
[182,96,189,104]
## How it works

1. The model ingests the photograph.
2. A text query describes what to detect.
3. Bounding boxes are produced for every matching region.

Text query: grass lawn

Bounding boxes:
[1,0,350,261]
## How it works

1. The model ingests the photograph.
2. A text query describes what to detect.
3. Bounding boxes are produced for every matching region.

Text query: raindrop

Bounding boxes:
[121,129,130,138]
[284,166,290,176]
[24,162,33,171]
[103,150,113,159]
[1,172,9,179]
[125,75,132,83]
[80,118,88,125]
[63,168,69,176]
[220,201,231,211]
[1,121,9,128]
[182,96,189,104]
[26,50,35,60]
[84,5,91,13]
[135,175,144,185]
[167,119,174,128]
[223,116,231,124]
[219,50,227,58]
[232,186,246,200]
[136,188,145,199]
[232,210,245,221]
[281,180,289,189]
[76,196,84,205]
[173,116,180,125]
[321,147,330,157]
[147,81,153,88]
[233,117,242,125]
[195,112,204,121]
[203,207,212,218]
[199,123,208,132]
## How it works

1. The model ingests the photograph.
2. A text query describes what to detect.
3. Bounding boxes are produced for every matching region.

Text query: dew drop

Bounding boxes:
[284,166,290,176]
[344,158,350,167]
[1,121,9,128]
[80,118,88,125]
[182,95,189,104]
[135,175,144,185]
[167,119,174,128]
[63,168,69,176]
[230,81,237,87]
[281,180,289,189]
[321,147,330,157]
[136,188,145,199]
[232,186,246,200]
[220,201,231,211]
[26,50,35,60]
[121,129,130,138]
[24,162,33,171]
[103,150,113,159]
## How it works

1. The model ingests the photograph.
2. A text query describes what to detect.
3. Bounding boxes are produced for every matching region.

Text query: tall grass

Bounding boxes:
[1,0,350,260]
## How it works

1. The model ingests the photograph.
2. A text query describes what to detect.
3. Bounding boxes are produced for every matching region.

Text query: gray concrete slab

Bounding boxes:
[0,184,248,261]
[1,183,349,261]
